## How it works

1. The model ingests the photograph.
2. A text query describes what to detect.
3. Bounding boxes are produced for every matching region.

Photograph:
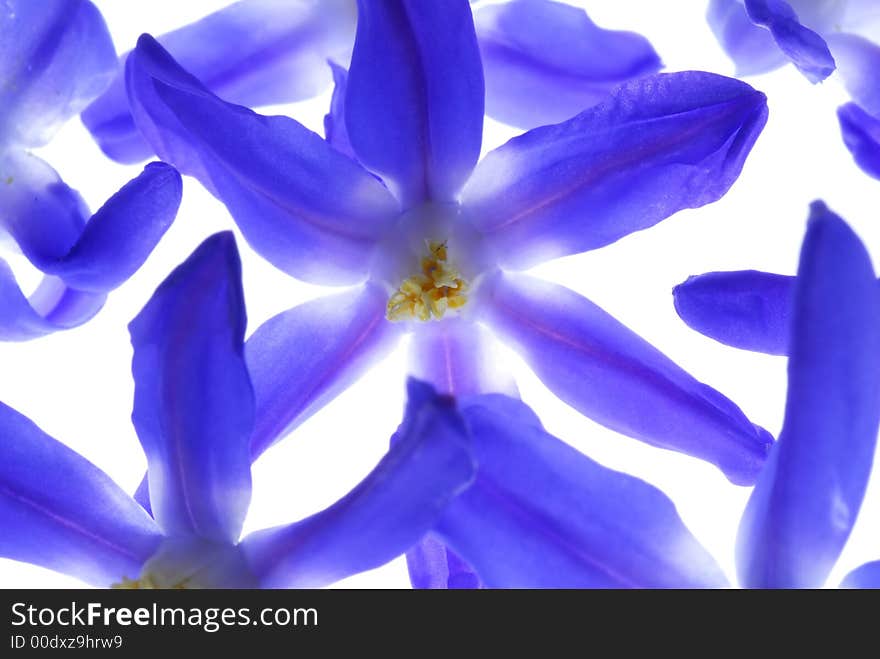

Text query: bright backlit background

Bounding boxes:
[2,0,879,588]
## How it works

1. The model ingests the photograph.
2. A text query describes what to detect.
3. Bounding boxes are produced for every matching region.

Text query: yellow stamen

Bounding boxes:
[386,240,468,322]
[111,574,189,589]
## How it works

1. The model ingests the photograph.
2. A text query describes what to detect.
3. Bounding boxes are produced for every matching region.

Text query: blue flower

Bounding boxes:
[393,379,729,588]
[0,233,474,588]
[124,0,773,494]
[674,201,880,588]
[0,0,182,340]
[83,0,663,162]
[708,1,880,179]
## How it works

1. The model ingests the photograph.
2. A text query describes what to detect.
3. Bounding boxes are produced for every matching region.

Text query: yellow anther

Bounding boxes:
[447,294,467,310]
[386,240,468,322]
[112,574,189,589]
[428,240,447,261]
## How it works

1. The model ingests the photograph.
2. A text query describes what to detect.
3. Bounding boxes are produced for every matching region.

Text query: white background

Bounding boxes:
[1,0,879,588]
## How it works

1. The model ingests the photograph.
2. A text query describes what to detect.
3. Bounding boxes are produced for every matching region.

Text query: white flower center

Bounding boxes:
[373,202,491,324]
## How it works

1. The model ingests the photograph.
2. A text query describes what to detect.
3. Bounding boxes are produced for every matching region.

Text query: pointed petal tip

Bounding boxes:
[128,230,241,335]
[142,160,182,183]
[136,32,161,50]
[722,424,773,487]
[405,376,434,400]
[185,230,240,270]
[807,199,831,221]
[805,201,863,247]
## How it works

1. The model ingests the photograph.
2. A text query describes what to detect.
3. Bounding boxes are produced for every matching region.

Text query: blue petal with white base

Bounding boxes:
[130,233,254,545]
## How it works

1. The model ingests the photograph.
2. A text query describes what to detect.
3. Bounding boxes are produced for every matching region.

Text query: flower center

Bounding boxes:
[110,538,258,589]
[386,240,469,322]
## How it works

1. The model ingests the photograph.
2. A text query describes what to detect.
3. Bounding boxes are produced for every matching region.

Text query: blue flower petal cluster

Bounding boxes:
[0,233,475,588]
[3,0,878,591]
[122,2,772,490]
[708,0,880,179]
[82,0,664,162]
[0,0,182,340]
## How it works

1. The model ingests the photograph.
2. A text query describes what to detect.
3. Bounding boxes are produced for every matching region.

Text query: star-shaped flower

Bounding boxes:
[0,232,474,588]
[125,0,773,490]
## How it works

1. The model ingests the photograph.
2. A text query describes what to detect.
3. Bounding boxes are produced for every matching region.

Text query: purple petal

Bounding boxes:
[246,283,401,459]
[838,102,880,180]
[737,202,880,589]
[323,61,356,159]
[463,72,767,270]
[476,0,662,129]
[345,0,484,205]
[673,270,795,355]
[435,393,728,588]
[407,318,518,398]
[82,0,356,164]
[840,1,880,36]
[0,266,106,341]
[840,561,880,588]
[0,401,161,586]
[0,152,106,339]
[483,272,772,485]
[743,0,835,83]
[0,0,116,148]
[1,154,180,289]
[826,33,880,117]
[133,477,151,515]
[406,534,482,589]
[129,233,254,544]
[126,34,398,286]
[241,379,475,588]
[0,154,178,338]
[1,151,89,267]
[39,162,182,292]
[784,0,847,31]
[707,0,789,76]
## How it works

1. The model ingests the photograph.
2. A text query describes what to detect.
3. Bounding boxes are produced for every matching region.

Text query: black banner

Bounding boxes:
[0,588,866,651]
